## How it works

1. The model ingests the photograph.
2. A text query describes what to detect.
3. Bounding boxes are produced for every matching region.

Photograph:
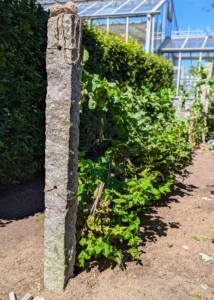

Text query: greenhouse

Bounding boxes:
[41,0,214,90]
[42,0,179,52]
[160,29,214,91]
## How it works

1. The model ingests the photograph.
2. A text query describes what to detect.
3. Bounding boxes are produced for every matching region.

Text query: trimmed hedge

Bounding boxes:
[82,23,174,91]
[0,5,174,183]
[79,24,174,152]
[0,0,48,184]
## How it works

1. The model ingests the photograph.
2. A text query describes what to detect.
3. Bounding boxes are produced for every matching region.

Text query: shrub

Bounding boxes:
[208,84,214,134]
[77,74,191,267]
[79,102,117,152]
[0,0,48,184]
[0,5,174,182]
[82,23,174,92]
[79,24,174,153]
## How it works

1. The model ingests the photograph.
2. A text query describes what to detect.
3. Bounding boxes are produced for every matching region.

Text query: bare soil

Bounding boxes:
[0,147,214,300]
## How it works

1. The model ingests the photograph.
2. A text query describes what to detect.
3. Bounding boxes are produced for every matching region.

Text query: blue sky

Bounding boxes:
[173,0,214,30]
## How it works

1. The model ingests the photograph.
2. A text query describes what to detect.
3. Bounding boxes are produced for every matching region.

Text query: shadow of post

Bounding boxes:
[0,172,199,274]
[0,172,45,227]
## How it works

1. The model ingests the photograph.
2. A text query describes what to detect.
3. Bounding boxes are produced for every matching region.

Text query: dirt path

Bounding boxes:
[0,148,214,300]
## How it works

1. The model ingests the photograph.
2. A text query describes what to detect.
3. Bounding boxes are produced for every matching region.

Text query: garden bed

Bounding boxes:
[0,147,214,300]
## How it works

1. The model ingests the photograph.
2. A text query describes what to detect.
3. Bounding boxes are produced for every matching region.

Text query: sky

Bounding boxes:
[173,0,214,31]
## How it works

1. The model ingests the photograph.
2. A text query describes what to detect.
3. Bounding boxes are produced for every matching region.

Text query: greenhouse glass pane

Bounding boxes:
[79,3,97,16]
[180,52,200,93]
[96,1,125,15]
[91,18,107,30]
[181,52,200,57]
[109,18,126,37]
[153,4,165,50]
[134,0,160,13]
[80,2,111,16]
[163,52,180,87]
[115,0,142,14]
[184,38,205,48]
[128,16,147,48]
[201,52,214,64]
[165,38,186,48]
[205,37,214,48]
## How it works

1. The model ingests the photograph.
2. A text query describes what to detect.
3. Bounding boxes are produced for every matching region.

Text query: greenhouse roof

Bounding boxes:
[41,0,167,16]
[161,35,214,52]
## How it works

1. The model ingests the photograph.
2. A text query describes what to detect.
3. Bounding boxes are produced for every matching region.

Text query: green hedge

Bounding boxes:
[79,24,174,152]
[0,0,48,184]
[0,5,174,183]
[82,23,174,91]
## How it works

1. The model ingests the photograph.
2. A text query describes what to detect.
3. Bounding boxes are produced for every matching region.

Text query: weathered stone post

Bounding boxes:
[44,2,82,292]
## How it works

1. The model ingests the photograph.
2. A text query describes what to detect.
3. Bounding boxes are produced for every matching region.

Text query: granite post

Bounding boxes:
[44,9,82,292]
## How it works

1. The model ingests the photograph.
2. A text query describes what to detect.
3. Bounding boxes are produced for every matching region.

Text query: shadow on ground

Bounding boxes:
[138,180,198,247]
[76,180,199,275]
[0,172,45,227]
[0,173,199,275]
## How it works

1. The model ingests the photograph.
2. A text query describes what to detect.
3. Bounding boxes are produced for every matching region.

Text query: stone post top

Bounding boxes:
[50,1,77,17]
[48,13,79,23]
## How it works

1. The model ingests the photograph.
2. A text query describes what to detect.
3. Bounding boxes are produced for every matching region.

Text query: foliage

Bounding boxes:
[207,139,214,152]
[187,66,199,77]
[192,296,203,300]
[80,25,174,153]
[82,23,174,92]
[188,96,207,145]
[0,0,48,184]
[187,66,210,145]
[207,83,214,134]
[76,73,191,267]
[0,3,175,182]
[207,85,214,150]
[79,101,117,152]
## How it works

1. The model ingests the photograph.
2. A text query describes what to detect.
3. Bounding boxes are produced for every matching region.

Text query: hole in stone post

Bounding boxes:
[57,45,62,51]
[53,186,57,189]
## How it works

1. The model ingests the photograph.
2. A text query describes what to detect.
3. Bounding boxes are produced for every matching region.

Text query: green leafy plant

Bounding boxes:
[207,84,214,133]
[76,73,191,267]
[82,23,174,92]
[184,64,214,146]
[207,139,214,152]
[79,23,174,153]
[192,236,200,241]
[192,296,203,300]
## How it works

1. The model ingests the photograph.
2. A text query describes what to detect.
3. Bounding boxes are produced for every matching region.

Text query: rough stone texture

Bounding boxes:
[44,14,81,292]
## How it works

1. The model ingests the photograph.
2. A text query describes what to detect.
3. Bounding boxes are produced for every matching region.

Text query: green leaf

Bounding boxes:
[88,98,97,110]
[192,236,200,241]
